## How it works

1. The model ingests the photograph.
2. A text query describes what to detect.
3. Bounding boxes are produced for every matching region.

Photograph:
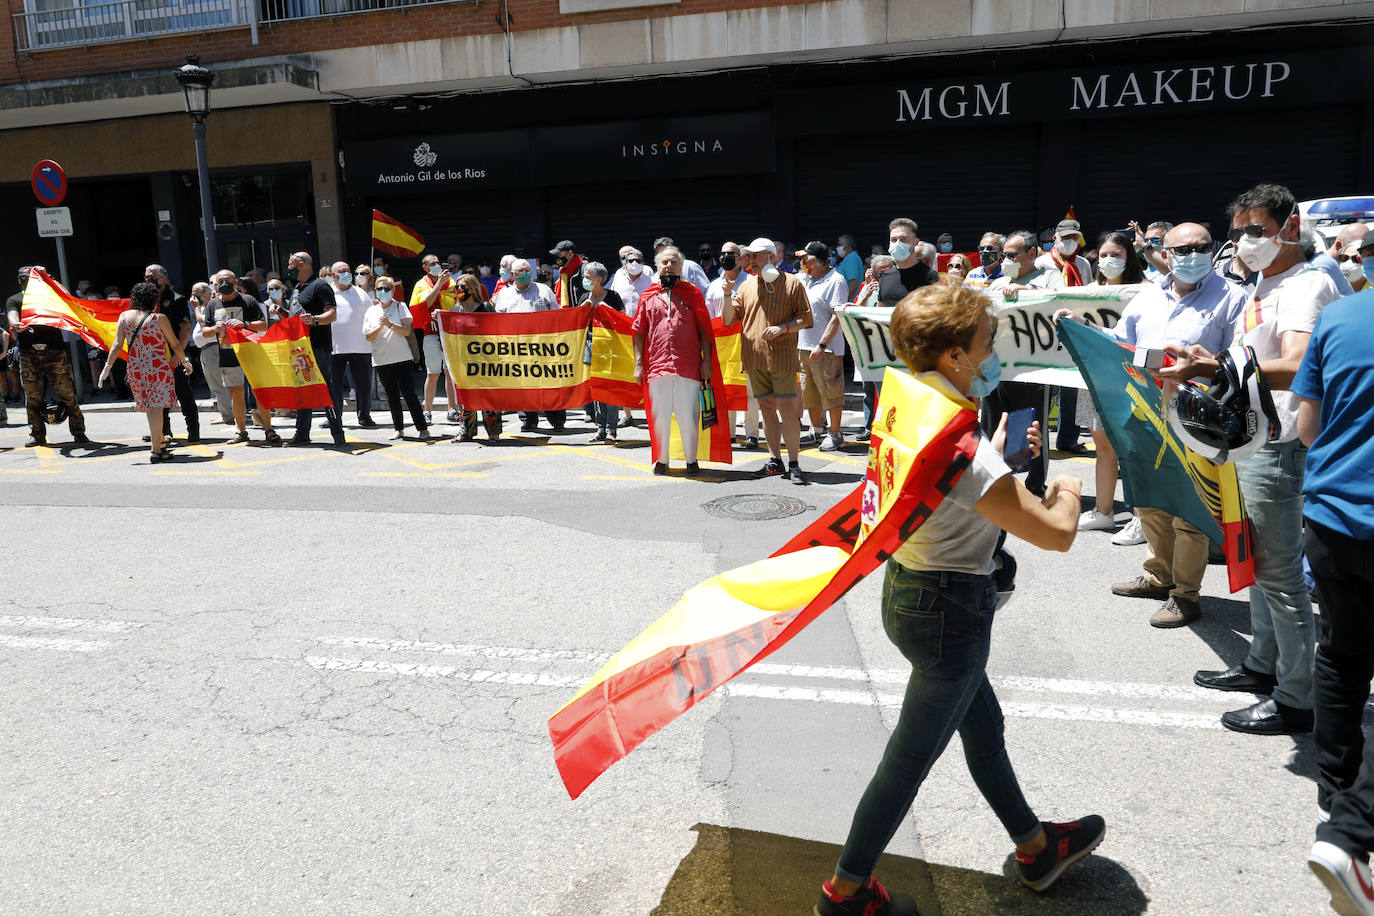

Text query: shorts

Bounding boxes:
[747,366,798,399]
[799,350,845,409]
[422,333,445,374]
[220,366,245,387]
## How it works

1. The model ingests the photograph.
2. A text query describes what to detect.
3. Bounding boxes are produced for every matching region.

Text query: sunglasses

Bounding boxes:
[1001,250,1022,259]
[1166,243,1213,256]
[977,246,999,253]
[1227,225,1273,243]
[1338,253,1363,263]
[625,258,642,264]
[1143,237,1164,248]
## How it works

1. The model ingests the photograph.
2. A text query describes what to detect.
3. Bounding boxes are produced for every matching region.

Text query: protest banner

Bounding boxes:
[441,307,592,411]
[549,367,979,798]
[835,285,1143,387]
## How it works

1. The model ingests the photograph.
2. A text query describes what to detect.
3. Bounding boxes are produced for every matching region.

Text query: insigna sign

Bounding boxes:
[621,138,727,158]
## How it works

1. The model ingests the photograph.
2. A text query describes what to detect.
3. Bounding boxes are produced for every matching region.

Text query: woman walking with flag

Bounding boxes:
[99,282,192,463]
[815,283,1104,916]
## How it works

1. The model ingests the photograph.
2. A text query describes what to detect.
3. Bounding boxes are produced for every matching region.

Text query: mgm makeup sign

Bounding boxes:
[779,48,1370,135]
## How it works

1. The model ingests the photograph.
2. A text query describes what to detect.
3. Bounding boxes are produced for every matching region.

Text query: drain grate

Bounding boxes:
[702,493,811,521]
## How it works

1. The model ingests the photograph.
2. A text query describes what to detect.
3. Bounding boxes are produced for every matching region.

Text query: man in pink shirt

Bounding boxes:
[633,246,713,476]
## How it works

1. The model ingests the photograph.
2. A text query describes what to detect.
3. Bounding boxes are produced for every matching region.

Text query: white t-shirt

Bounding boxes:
[797,268,849,355]
[892,374,1009,576]
[610,268,654,318]
[362,300,414,367]
[331,284,372,354]
[705,272,745,319]
[1236,262,1341,442]
[494,282,557,313]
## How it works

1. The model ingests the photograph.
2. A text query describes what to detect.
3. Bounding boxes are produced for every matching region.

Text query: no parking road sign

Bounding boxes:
[31,159,67,206]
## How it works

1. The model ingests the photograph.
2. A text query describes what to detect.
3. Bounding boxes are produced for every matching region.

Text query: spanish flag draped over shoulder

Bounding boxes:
[548,368,980,799]
[370,210,425,259]
[19,268,126,354]
[1057,317,1254,592]
[224,316,334,409]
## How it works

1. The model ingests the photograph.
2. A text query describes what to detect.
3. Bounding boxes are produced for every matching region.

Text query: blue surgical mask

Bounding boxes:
[268,288,284,301]
[1170,252,1213,286]
[499,268,512,282]
[961,349,1001,398]
[1364,261,1374,285]
[581,277,594,291]
[889,241,912,262]
[938,241,953,253]
[337,272,353,287]
[377,289,393,303]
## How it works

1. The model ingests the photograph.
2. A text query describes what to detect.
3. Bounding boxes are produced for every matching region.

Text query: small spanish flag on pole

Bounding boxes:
[370,209,426,259]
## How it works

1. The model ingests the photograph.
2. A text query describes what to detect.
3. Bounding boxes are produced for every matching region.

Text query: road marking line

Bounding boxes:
[0,468,62,474]
[0,614,146,633]
[153,469,263,476]
[303,656,585,686]
[582,474,653,480]
[313,636,610,664]
[0,634,110,652]
[358,471,488,478]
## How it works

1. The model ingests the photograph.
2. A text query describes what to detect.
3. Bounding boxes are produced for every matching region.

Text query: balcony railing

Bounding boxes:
[13,0,254,51]
[257,0,468,24]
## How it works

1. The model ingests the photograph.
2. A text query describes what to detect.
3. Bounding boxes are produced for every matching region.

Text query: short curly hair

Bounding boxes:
[129,281,159,312]
[889,283,993,372]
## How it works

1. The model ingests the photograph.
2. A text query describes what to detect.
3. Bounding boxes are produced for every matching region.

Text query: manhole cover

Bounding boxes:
[702,494,810,521]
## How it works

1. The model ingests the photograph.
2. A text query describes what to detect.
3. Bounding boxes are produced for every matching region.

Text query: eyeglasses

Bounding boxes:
[977,246,999,253]
[1001,250,1022,259]
[1166,243,1213,256]
[1143,237,1164,248]
[1227,224,1271,243]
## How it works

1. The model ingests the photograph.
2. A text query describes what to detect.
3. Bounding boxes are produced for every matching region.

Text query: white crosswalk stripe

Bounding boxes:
[0,613,147,653]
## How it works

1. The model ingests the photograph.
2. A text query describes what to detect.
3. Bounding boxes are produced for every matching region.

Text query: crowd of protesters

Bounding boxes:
[8,180,1374,915]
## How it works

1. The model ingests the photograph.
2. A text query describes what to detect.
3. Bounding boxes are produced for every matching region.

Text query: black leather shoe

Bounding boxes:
[71,432,91,444]
[1221,697,1313,735]
[1194,664,1276,694]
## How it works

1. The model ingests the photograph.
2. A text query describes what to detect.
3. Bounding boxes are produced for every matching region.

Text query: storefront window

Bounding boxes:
[212,173,312,231]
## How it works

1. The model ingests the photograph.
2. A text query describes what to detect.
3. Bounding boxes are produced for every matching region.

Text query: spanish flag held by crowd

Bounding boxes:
[19,267,126,355]
[370,210,426,259]
[224,317,334,409]
[548,368,981,799]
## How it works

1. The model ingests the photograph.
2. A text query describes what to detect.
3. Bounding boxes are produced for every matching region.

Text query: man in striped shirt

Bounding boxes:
[722,237,813,484]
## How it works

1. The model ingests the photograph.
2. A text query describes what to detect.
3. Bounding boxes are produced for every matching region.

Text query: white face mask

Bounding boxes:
[1002,259,1022,281]
[1340,257,1363,283]
[760,264,780,283]
[1098,256,1126,280]
[1235,233,1285,272]
[626,261,643,278]
[1055,238,1078,256]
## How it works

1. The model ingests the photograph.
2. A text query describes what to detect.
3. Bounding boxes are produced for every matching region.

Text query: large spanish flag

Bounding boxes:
[371,209,425,259]
[224,316,334,409]
[19,268,126,353]
[441,307,593,411]
[1058,317,1254,592]
[548,368,979,798]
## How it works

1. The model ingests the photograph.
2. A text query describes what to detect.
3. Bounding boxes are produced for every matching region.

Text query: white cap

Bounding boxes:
[741,237,774,254]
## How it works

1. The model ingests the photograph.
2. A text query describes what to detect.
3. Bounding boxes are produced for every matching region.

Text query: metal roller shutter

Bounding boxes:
[544,176,761,268]
[1074,105,1360,237]
[794,125,1041,253]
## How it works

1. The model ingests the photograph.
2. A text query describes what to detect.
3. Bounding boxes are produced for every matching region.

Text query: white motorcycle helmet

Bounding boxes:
[1167,345,1278,465]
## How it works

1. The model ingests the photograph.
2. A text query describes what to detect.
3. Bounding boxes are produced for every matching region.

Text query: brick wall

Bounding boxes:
[2,0,800,85]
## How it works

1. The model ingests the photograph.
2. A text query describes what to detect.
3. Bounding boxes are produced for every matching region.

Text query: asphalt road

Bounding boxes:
[0,400,1340,915]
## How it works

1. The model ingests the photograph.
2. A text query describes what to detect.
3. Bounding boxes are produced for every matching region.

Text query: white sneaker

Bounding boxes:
[1078,509,1117,531]
[1309,840,1374,916]
[1111,516,1147,546]
[819,432,843,452]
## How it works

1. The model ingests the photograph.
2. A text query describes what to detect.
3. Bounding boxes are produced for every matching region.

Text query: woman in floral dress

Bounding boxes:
[100,282,192,463]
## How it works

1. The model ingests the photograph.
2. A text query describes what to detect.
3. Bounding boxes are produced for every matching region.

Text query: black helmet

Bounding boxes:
[1167,345,1278,465]
[45,401,68,426]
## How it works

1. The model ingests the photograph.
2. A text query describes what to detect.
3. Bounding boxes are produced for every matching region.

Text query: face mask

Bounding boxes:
[938,242,953,254]
[478,265,491,277]
[959,349,1001,398]
[373,266,386,277]
[1363,261,1374,285]
[581,277,594,291]
[1170,252,1213,285]
[660,273,680,290]
[1056,238,1078,255]
[889,241,912,262]
[760,265,780,283]
[626,261,644,278]
[268,288,284,301]
[515,271,532,285]
[217,281,234,296]
[978,250,998,268]
[1002,259,1022,281]
[428,265,441,278]
[377,289,393,303]
[1098,256,1126,280]
[1235,233,1283,272]
[499,267,512,281]
[719,254,737,271]
[554,255,568,268]
[1339,258,1363,283]
[284,267,299,284]
[337,272,353,288]
[1041,242,1054,252]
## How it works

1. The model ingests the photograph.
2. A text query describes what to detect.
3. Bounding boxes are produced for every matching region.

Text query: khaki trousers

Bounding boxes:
[1139,507,1209,602]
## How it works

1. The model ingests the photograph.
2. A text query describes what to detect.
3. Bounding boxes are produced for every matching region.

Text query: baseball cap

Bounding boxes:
[795,241,829,260]
[1056,219,1081,236]
[741,237,774,254]
[549,240,576,256]
[18,266,31,278]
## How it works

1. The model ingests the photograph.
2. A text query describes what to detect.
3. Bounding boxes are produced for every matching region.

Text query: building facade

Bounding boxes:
[2,0,1371,290]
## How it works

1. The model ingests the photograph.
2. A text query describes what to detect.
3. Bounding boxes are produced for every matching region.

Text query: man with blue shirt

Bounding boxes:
[1061,222,1248,629]
[1296,286,1374,915]
[965,232,1005,290]
[834,234,864,299]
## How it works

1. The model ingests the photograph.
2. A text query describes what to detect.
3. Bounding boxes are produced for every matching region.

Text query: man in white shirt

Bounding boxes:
[795,241,850,451]
[328,260,377,428]
[492,259,557,313]
[1035,219,1092,285]
[1159,183,1342,736]
[609,246,653,318]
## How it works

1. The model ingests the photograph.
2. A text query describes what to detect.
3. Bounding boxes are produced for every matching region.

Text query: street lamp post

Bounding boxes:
[174,54,218,276]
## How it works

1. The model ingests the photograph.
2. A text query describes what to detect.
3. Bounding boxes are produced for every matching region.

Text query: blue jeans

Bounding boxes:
[835,563,1040,883]
[592,401,620,433]
[862,381,882,431]
[1236,439,1314,710]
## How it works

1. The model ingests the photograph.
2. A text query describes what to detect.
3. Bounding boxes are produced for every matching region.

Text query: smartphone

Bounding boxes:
[1133,348,1167,371]
[1004,407,1035,472]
